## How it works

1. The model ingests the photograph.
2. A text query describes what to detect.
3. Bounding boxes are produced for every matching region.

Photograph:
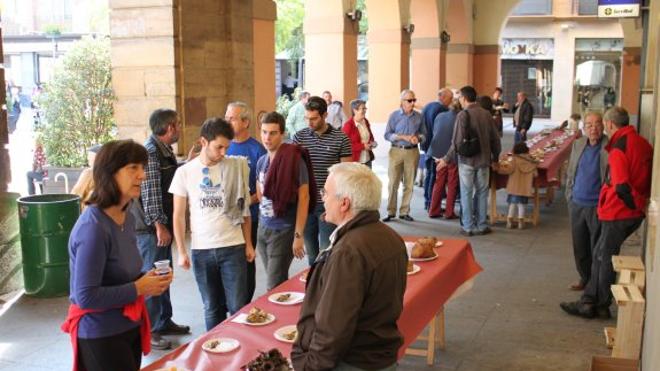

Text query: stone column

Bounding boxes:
[472,45,499,96]
[252,0,277,129]
[411,38,446,103]
[0,22,9,192]
[110,0,180,145]
[367,29,411,123]
[111,0,257,153]
[445,43,473,89]
[303,1,358,108]
[620,47,641,117]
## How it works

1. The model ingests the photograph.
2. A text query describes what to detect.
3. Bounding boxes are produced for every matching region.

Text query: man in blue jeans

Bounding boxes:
[170,118,256,330]
[437,86,501,236]
[133,109,190,349]
[293,96,352,265]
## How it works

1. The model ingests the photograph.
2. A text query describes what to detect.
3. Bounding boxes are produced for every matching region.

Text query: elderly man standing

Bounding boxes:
[286,90,311,137]
[561,107,652,319]
[225,101,267,301]
[383,89,427,222]
[564,112,608,291]
[512,91,534,143]
[437,86,501,236]
[292,163,407,371]
[421,88,454,210]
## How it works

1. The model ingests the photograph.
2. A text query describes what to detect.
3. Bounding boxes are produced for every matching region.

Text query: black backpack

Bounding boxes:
[457,110,481,157]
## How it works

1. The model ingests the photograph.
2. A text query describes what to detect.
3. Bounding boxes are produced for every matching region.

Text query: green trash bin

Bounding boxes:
[17,194,80,297]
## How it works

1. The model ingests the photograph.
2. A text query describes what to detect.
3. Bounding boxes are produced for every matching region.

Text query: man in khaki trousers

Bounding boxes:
[383,90,427,222]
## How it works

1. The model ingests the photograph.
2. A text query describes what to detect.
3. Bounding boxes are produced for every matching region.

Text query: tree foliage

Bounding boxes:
[275,0,305,61]
[38,36,116,167]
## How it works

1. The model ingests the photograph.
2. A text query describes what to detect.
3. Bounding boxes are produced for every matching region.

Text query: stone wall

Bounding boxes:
[110,0,260,153]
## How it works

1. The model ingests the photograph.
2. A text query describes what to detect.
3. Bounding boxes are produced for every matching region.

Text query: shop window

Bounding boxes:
[511,0,552,16]
[577,0,598,15]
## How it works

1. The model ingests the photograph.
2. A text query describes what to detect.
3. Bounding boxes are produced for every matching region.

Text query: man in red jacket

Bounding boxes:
[561,107,652,319]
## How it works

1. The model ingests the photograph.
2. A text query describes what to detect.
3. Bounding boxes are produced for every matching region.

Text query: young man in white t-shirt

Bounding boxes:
[169,117,256,330]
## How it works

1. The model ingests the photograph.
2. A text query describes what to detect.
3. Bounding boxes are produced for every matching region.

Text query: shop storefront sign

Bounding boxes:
[575,38,624,52]
[598,0,640,18]
[501,38,554,60]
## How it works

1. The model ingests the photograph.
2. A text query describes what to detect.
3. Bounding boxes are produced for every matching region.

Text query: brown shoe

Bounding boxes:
[569,282,585,291]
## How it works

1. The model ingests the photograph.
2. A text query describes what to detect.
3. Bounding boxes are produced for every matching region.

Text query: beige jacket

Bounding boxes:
[497,154,538,197]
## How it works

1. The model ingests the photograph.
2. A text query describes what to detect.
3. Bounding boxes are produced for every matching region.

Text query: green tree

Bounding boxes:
[275,0,305,61]
[38,36,116,167]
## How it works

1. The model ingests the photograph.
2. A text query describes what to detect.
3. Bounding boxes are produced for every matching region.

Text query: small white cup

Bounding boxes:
[154,260,171,275]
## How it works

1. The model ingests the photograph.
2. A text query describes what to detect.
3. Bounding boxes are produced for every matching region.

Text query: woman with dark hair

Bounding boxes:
[62,140,173,371]
[342,99,377,168]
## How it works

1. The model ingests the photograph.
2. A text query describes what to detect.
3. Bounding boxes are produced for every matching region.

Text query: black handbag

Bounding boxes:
[457,110,481,157]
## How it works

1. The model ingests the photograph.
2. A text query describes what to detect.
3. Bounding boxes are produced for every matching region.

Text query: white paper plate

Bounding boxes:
[410,253,438,262]
[202,338,240,353]
[407,264,421,275]
[268,291,305,305]
[274,325,298,343]
[244,313,276,326]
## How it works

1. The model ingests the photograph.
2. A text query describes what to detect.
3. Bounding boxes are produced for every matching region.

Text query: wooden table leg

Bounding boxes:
[533,185,540,226]
[436,307,446,350]
[490,179,497,225]
[426,314,436,365]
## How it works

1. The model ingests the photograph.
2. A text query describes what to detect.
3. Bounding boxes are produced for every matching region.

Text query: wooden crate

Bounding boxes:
[604,326,616,349]
[610,284,645,360]
[612,256,644,273]
[617,269,645,291]
[590,355,639,371]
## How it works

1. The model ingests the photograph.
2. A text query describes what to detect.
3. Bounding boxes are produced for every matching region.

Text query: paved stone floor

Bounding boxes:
[0,119,641,370]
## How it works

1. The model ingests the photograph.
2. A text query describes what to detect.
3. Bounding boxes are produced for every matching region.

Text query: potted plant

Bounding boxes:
[37,35,116,193]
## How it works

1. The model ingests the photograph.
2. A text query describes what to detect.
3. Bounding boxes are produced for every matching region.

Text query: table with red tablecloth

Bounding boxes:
[490,129,579,226]
[142,238,482,370]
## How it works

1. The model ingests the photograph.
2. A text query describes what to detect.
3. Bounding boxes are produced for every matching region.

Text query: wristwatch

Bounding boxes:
[294,232,302,239]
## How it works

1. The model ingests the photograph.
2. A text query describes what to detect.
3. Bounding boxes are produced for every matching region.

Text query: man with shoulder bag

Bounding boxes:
[437,86,501,236]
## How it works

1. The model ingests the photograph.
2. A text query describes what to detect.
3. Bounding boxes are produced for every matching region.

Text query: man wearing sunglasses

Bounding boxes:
[383,89,427,222]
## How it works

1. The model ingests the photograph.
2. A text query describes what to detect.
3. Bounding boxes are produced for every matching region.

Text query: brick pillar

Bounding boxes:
[303,1,358,108]
[621,47,641,116]
[473,44,499,96]
[445,43,474,90]
[110,0,180,145]
[252,0,277,129]
[367,29,411,123]
[411,38,446,104]
[110,0,257,153]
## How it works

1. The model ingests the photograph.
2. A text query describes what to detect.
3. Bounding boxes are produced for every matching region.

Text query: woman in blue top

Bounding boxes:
[65,140,173,371]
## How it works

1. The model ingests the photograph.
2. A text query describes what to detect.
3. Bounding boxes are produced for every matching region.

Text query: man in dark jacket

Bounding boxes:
[512,91,534,143]
[292,162,407,371]
[437,86,501,236]
[421,88,453,210]
[133,109,190,349]
[561,107,652,319]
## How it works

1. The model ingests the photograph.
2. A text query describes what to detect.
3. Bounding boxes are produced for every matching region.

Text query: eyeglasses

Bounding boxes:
[201,167,213,188]
[403,99,417,103]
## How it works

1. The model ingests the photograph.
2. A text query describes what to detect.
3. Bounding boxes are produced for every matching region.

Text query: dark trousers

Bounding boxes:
[514,129,527,144]
[247,220,258,302]
[581,217,643,308]
[423,155,436,210]
[568,202,601,286]
[78,326,141,371]
[136,233,172,333]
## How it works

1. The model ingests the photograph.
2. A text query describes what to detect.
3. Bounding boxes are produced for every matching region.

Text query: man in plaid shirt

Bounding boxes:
[132,109,190,349]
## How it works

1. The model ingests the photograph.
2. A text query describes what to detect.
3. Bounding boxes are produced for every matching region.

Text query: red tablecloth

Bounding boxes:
[142,238,482,371]
[494,129,578,189]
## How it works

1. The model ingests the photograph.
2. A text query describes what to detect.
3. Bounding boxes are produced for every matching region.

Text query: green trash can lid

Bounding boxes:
[18,194,81,204]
